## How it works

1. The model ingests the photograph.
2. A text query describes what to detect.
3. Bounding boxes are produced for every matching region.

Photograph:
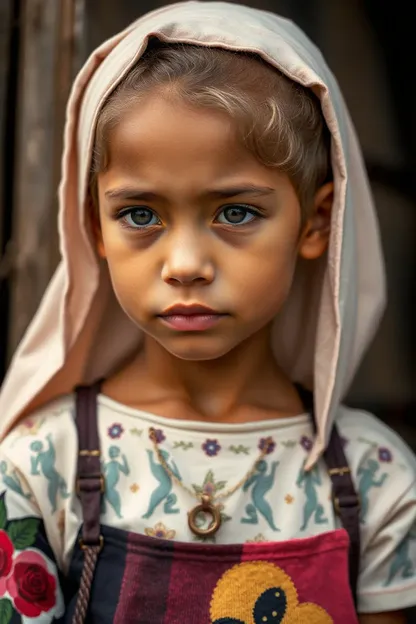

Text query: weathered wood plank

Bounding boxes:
[8,0,86,356]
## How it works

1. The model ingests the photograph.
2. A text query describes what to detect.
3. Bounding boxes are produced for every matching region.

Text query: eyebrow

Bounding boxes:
[104,185,276,202]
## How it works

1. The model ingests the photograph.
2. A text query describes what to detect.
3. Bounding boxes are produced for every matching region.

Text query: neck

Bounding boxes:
[125,324,302,421]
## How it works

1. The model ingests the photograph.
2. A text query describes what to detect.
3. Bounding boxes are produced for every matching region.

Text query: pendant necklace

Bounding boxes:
[149,427,274,538]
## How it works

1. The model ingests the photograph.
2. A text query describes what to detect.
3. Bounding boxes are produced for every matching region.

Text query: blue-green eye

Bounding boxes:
[119,207,161,228]
[216,205,259,225]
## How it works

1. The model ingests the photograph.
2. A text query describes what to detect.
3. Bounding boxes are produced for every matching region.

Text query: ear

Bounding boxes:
[89,197,107,259]
[298,182,333,260]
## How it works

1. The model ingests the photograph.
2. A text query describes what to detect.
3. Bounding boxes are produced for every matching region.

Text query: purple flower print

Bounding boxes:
[258,437,276,454]
[378,447,393,463]
[202,439,221,457]
[150,428,166,444]
[107,423,124,439]
[300,435,313,451]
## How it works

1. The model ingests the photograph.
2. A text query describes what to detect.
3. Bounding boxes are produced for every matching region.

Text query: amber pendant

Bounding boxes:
[188,494,222,537]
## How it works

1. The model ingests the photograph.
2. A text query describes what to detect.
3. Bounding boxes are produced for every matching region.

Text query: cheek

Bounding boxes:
[231,231,299,314]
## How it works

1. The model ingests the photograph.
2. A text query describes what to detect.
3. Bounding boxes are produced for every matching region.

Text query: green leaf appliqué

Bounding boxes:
[0,494,7,530]
[0,598,13,624]
[7,517,40,549]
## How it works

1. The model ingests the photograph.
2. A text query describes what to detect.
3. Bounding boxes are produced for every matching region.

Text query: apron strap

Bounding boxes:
[73,381,104,624]
[296,385,361,609]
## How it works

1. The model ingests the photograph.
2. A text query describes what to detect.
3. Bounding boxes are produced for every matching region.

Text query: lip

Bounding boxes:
[159,304,220,316]
[158,304,227,332]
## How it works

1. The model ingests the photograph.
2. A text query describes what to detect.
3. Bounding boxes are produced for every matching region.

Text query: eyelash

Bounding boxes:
[115,204,264,230]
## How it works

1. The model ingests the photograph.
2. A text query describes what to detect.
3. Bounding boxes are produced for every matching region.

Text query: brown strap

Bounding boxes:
[296,385,360,608]
[73,381,104,624]
[323,425,361,608]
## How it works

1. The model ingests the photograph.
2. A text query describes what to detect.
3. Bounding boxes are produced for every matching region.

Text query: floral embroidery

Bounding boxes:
[130,427,143,437]
[173,441,193,450]
[281,440,296,448]
[285,494,294,504]
[258,437,275,454]
[193,470,226,498]
[229,444,250,455]
[0,492,63,622]
[202,439,221,457]
[13,418,46,441]
[0,532,14,593]
[107,423,124,439]
[145,522,176,540]
[7,550,57,617]
[378,447,393,463]
[246,533,267,543]
[150,428,165,444]
[130,483,140,493]
[300,435,313,451]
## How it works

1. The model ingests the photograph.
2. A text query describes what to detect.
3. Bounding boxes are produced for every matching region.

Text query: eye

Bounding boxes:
[118,207,161,229]
[216,205,260,226]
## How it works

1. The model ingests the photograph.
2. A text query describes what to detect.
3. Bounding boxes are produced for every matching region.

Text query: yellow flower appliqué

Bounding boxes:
[210,561,333,623]
[144,522,176,540]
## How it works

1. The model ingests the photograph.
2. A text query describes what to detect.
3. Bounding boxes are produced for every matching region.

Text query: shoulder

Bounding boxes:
[336,408,416,612]
[335,406,416,485]
[0,394,76,464]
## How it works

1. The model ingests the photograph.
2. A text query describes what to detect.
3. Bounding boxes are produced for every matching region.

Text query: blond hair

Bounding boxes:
[91,42,331,214]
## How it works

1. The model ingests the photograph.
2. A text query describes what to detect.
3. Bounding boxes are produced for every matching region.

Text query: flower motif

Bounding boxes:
[145,522,176,540]
[6,550,57,617]
[0,530,14,596]
[258,437,275,454]
[130,483,140,493]
[202,439,221,457]
[107,423,124,439]
[150,428,165,444]
[300,435,313,451]
[285,494,294,504]
[193,470,226,497]
[246,533,267,543]
[378,447,393,463]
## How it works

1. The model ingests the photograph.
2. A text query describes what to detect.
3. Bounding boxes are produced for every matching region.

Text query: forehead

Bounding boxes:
[102,95,271,185]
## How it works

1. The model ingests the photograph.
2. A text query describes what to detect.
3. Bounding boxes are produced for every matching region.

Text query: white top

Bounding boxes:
[0,394,415,617]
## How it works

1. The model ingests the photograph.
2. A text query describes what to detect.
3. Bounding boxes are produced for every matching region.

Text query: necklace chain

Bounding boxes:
[149,427,274,504]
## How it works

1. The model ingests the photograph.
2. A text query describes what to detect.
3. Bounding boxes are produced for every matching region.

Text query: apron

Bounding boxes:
[65,383,361,624]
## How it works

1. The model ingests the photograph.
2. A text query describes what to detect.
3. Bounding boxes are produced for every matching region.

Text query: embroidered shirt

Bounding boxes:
[0,393,415,621]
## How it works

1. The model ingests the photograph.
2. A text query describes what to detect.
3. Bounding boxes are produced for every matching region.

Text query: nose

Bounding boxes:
[161,230,215,286]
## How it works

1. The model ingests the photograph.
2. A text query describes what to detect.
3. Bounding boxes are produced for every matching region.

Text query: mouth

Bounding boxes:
[158,304,228,332]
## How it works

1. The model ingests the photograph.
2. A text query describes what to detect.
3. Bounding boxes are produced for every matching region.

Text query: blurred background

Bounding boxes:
[0,0,415,617]
[1,0,415,472]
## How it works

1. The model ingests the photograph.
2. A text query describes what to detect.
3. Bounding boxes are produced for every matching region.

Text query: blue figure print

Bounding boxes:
[241,459,279,531]
[384,523,416,586]
[30,434,70,513]
[0,461,31,499]
[101,446,130,519]
[142,449,181,519]
[357,458,388,524]
[296,463,328,531]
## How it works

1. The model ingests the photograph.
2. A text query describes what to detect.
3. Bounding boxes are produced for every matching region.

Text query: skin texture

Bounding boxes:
[95,95,332,424]
[94,93,407,622]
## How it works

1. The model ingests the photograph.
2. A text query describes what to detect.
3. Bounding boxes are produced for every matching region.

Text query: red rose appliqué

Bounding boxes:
[6,550,56,617]
[0,530,14,596]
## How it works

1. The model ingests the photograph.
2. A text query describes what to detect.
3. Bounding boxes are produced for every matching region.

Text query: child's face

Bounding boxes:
[96,95,330,361]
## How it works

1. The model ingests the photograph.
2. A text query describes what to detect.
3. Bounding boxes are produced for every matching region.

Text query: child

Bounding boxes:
[0,1,415,622]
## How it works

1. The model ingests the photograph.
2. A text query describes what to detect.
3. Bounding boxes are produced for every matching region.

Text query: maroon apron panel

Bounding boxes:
[111,527,357,623]
[114,532,175,623]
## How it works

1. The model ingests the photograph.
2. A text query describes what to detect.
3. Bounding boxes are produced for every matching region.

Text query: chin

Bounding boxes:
[157,336,237,362]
